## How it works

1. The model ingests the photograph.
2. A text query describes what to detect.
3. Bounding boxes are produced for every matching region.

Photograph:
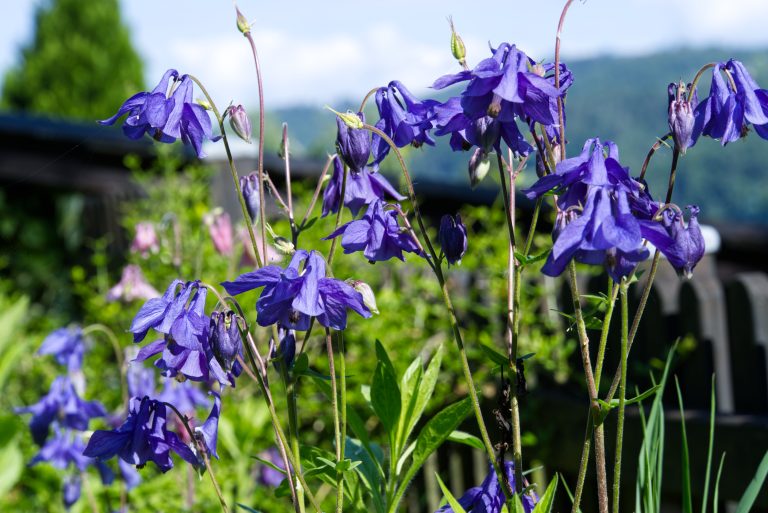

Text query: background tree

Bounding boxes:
[1,0,144,120]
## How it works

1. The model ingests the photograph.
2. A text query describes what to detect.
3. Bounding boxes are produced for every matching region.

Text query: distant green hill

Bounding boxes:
[269,47,768,227]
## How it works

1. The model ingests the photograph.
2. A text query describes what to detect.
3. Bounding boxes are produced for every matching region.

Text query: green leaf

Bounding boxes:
[597,385,661,424]
[396,354,423,455]
[713,453,726,513]
[480,343,508,367]
[676,378,693,513]
[435,472,468,513]
[302,216,318,230]
[509,492,526,513]
[250,454,287,476]
[397,345,444,457]
[447,430,484,450]
[371,341,401,438]
[346,437,386,513]
[559,473,582,513]
[532,474,558,513]
[702,375,716,513]
[514,250,549,268]
[0,436,23,498]
[396,398,473,500]
[734,450,768,513]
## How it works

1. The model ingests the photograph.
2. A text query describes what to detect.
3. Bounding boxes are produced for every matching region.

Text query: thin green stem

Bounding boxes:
[284,368,304,513]
[612,280,629,513]
[187,75,263,267]
[282,123,298,245]
[363,123,511,506]
[594,280,619,390]
[639,133,672,181]
[570,415,593,513]
[567,261,609,513]
[554,0,576,159]
[338,331,348,513]
[688,63,716,101]
[327,162,349,267]
[358,87,380,113]
[299,154,335,232]
[325,328,343,513]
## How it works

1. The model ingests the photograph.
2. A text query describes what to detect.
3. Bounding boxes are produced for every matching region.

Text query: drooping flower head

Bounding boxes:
[106,265,160,303]
[371,80,438,165]
[100,70,218,158]
[193,392,221,461]
[436,461,537,513]
[84,396,197,472]
[129,280,208,345]
[209,310,243,375]
[38,326,85,373]
[16,376,106,445]
[639,205,706,279]
[270,326,297,371]
[204,209,234,256]
[336,112,371,173]
[240,173,261,222]
[324,199,422,263]
[222,250,371,331]
[226,104,252,143]
[523,138,650,282]
[439,214,468,265]
[321,157,405,217]
[695,59,768,145]
[130,222,159,258]
[668,81,698,154]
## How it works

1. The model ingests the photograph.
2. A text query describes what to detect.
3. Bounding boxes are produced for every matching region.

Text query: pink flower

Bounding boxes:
[204,209,234,256]
[130,222,159,258]
[106,265,160,303]
[239,227,281,267]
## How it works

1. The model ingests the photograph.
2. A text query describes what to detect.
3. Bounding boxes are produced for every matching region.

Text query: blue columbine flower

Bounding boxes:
[38,327,85,373]
[695,59,768,145]
[321,157,405,217]
[194,392,221,461]
[130,280,207,346]
[668,82,699,154]
[222,250,371,331]
[209,311,243,375]
[101,70,218,158]
[436,461,537,513]
[270,326,297,371]
[84,396,198,472]
[639,205,705,279]
[240,172,261,222]
[16,376,106,445]
[336,112,372,173]
[523,138,650,282]
[324,199,421,263]
[439,214,468,265]
[371,80,438,165]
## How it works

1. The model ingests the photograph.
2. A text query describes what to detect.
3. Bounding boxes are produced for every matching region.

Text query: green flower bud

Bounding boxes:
[235,6,250,35]
[346,279,379,315]
[325,106,364,129]
[449,17,466,66]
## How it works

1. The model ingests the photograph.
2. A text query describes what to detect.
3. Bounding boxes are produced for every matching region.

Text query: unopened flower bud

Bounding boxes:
[346,279,378,315]
[131,222,159,258]
[448,17,466,66]
[240,173,260,222]
[235,6,250,35]
[227,104,252,144]
[210,311,242,374]
[270,327,296,370]
[468,148,491,187]
[438,214,468,265]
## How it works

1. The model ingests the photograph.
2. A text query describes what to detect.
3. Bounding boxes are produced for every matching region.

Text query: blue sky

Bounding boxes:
[2,0,768,108]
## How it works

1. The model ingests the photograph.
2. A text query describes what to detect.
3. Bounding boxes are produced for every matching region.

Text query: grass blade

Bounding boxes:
[713,453,726,513]
[734,450,768,513]
[701,374,716,513]
[675,377,693,513]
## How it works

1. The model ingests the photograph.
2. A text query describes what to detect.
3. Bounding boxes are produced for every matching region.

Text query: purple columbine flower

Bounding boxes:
[38,326,85,373]
[193,392,221,461]
[156,378,210,416]
[336,112,371,173]
[129,280,207,345]
[101,70,218,158]
[204,209,234,256]
[639,205,705,279]
[370,80,438,165]
[107,265,160,303]
[270,326,297,370]
[221,250,371,331]
[321,157,405,217]
[84,396,198,472]
[436,461,537,513]
[240,173,261,222]
[130,222,159,258]
[523,138,650,282]
[695,59,768,145]
[16,376,106,445]
[209,311,243,374]
[668,82,698,154]
[324,199,421,263]
[439,214,468,266]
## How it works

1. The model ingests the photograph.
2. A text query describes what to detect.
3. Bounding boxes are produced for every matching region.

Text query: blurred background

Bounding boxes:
[1,1,767,512]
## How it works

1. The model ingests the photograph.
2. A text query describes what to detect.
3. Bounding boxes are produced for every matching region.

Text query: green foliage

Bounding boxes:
[1,0,144,119]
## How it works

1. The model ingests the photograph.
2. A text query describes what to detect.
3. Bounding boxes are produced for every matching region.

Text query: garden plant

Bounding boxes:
[12,2,768,513]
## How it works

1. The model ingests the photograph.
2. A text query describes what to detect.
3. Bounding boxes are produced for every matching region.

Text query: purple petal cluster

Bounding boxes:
[84,396,197,472]
[222,250,371,331]
[439,214,468,265]
[324,200,421,263]
[695,59,768,145]
[523,138,651,282]
[100,69,218,158]
[106,265,160,303]
[16,376,106,445]
[639,205,705,279]
[38,327,85,373]
[436,461,537,513]
[322,157,405,217]
[336,112,372,173]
